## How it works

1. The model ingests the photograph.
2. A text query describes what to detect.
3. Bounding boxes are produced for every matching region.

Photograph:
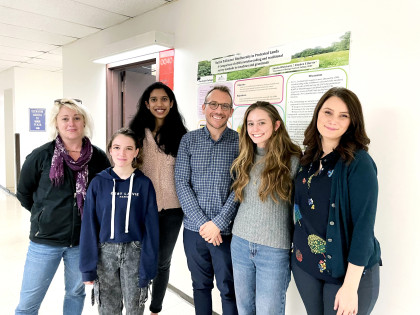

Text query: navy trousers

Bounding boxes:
[183,228,238,315]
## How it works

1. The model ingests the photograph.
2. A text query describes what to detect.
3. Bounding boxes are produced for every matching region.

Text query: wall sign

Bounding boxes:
[159,49,175,89]
[29,108,46,132]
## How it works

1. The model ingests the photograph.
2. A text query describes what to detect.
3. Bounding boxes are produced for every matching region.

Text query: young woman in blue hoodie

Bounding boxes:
[79,128,159,315]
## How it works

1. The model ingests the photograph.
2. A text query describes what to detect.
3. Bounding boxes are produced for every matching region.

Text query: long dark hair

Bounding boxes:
[129,82,187,157]
[301,87,370,166]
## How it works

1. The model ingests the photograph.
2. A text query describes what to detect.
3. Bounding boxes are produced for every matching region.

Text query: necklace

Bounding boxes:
[67,149,80,153]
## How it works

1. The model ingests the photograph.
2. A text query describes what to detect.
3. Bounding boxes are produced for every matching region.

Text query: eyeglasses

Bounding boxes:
[204,101,232,111]
[54,98,82,104]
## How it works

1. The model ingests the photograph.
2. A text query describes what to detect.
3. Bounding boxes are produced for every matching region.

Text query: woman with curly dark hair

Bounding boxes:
[129,82,187,315]
[292,87,381,315]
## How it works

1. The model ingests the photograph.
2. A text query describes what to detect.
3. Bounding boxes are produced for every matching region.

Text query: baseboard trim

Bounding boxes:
[0,185,15,196]
[167,283,220,315]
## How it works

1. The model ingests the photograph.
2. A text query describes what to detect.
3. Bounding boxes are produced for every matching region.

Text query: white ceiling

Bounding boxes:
[0,0,173,73]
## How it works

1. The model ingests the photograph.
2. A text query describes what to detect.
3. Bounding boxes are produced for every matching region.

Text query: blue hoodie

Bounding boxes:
[79,167,159,287]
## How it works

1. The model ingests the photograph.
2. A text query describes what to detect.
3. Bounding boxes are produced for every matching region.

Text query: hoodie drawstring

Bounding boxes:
[110,179,116,239]
[110,173,135,239]
[125,173,135,233]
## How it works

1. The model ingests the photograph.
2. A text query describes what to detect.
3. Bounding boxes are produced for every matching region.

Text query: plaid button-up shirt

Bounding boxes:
[175,126,239,235]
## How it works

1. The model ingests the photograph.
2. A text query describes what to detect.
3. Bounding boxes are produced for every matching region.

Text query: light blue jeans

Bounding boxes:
[231,235,291,315]
[15,241,85,315]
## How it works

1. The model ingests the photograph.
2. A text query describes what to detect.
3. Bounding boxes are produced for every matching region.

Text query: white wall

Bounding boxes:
[14,68,63,163]
[3,89,14,191]
[62,35,109,149]
[0,69,14,187]
[0,67,62,189]
[62,0,420,313]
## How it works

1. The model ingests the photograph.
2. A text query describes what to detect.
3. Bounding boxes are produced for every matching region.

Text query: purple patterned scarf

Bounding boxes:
[49,135,93,216]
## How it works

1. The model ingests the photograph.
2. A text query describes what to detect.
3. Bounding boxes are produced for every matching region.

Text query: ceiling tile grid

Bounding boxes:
[0,0,174,73]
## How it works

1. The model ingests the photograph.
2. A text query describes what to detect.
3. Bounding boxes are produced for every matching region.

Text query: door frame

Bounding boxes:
[105,58,157,143]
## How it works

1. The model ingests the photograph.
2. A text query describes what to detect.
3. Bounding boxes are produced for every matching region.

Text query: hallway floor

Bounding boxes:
[0,188,195,314]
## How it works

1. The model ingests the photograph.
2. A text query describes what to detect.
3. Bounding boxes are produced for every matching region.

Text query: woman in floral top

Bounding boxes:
[292,87,381,315]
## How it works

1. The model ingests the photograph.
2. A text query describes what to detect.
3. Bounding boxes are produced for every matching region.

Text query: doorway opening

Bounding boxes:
[106,59,156,142]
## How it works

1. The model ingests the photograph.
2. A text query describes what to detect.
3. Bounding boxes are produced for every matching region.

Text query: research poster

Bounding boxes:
[196,31,350,145]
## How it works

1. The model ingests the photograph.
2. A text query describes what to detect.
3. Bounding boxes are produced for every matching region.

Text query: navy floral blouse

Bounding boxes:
[292,151,343,284]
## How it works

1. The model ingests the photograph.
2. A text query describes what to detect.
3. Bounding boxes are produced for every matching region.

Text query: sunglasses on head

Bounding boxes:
[54,98,82,104]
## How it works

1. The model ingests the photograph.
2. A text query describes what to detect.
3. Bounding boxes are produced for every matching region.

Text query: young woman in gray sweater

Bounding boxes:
[230,102,301,315]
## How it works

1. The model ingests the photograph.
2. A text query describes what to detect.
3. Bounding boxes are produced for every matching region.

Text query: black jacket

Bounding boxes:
[17,140,110,247]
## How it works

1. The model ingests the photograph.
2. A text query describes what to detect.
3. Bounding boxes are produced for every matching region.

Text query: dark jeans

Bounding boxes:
[149,208,184,313]
[292,260,380,315]
[183,228,238,315]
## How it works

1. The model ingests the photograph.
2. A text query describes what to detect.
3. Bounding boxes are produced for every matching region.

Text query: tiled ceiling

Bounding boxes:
[0,0,173,73]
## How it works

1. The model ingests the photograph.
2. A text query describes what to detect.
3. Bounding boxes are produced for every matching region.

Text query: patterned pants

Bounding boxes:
[94,242,144,315]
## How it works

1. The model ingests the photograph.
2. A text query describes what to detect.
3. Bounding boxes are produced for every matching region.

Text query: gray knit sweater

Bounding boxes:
[232,147,300,249]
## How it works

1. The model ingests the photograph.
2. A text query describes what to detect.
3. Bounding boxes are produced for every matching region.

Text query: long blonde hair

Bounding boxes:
[231,102,301,203]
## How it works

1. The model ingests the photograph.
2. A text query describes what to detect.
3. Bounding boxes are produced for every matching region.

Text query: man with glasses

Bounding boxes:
[175,86,239,315]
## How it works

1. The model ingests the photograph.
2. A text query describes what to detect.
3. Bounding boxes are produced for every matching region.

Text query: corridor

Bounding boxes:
[0,188,195,314]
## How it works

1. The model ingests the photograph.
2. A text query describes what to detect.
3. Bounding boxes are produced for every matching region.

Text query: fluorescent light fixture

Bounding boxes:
[93,31,174,64]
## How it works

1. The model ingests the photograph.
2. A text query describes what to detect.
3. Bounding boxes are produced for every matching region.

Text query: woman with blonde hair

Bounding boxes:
[230,101,301,315]
[15,98,110,314]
